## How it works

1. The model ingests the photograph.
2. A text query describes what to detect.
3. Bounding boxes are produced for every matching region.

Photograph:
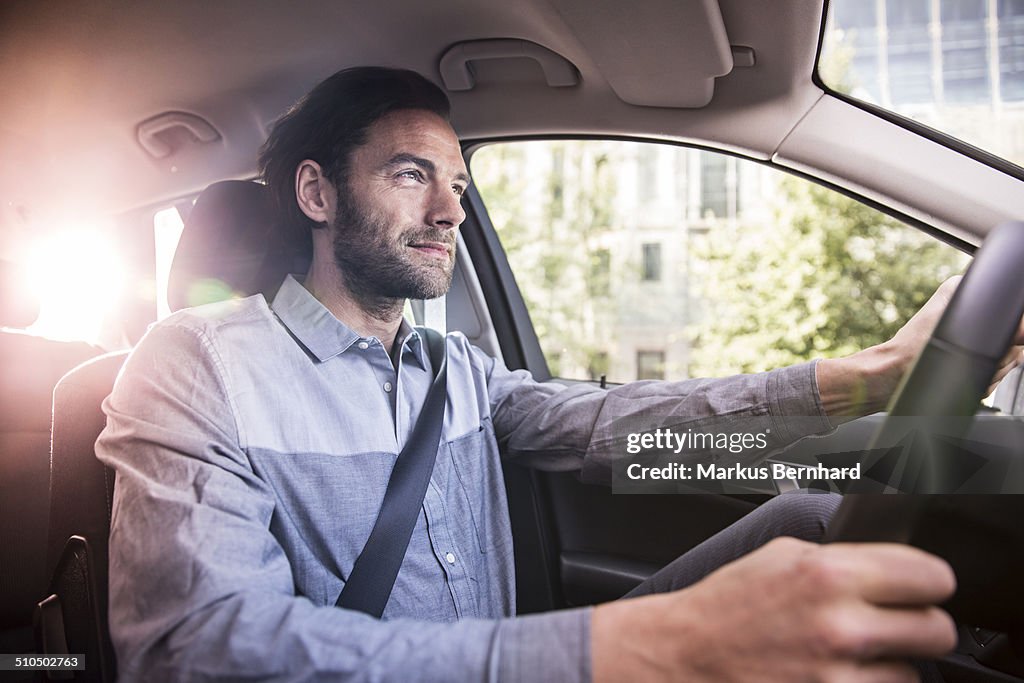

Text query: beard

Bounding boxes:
[330,191,456,309]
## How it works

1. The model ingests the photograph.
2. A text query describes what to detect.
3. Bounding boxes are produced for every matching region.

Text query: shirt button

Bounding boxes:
[383,382,393,392]
[357,341,369,350]
[445,552,456,565]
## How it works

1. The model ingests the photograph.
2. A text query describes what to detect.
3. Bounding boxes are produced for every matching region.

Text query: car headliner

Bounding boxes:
[1,0,1023,253]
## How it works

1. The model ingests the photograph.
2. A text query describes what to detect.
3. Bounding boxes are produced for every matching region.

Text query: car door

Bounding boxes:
[457,135,1024,681]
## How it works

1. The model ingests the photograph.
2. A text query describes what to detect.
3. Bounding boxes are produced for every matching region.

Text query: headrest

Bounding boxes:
[168,180,310,312]
[0,259,41,329]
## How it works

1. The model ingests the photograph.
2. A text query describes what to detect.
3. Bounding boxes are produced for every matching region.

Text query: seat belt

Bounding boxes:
[335,327,447,618]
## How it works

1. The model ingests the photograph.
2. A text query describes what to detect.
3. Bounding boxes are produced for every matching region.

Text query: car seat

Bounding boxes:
[36,180,305,681]
[0,259,99,661]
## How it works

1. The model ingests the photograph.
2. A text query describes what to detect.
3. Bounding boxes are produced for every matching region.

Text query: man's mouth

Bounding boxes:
[408,240,452,259]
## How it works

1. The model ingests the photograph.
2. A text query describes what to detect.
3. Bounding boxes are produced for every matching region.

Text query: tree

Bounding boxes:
[682,28,966,379]
[475,141,616,379]
[687,176,969,377]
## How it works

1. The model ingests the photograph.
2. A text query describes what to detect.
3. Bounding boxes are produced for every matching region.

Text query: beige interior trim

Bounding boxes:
[547,0,732,107]
[774,95,1024,245]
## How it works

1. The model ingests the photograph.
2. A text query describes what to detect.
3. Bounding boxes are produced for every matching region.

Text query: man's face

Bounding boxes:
[330,109,470,302]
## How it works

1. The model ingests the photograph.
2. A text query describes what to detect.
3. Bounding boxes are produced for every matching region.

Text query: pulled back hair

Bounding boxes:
[257,67,451,252]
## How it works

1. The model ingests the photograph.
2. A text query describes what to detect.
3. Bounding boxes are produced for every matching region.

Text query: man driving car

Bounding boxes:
[97,66,1024,682]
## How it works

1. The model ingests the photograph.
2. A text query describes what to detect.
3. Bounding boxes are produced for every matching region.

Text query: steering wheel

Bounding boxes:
[827,220,1024,631]
[889,222,1024,417]
[838,220,1024,494]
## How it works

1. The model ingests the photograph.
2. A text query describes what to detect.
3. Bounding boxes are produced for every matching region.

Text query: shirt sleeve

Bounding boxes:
[472,344,833,485]
[96,320,591,682]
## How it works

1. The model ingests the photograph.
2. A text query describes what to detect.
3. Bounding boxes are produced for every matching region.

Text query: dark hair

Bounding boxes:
[257,67,451,249]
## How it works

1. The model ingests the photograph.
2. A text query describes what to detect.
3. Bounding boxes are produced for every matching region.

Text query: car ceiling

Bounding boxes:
[4,0,1023,257]
[0,0,826,242]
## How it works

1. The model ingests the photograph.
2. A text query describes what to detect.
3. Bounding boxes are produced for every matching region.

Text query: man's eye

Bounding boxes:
[398,170,423,181]
[453,185,466,196]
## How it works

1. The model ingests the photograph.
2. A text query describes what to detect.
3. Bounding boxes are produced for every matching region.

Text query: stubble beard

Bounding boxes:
[331,191,455,321]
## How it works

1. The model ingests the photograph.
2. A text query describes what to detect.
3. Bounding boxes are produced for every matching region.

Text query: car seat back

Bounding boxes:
[0,259,99,655]
[36,180,300,681]
[38,351,128,682]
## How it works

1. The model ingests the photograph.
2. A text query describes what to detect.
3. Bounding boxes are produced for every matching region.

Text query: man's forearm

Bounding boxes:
[815,341,911,423]
[816,274,1024,424]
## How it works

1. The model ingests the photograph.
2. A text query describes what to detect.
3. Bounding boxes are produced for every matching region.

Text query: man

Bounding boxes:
[97,67,1023,681]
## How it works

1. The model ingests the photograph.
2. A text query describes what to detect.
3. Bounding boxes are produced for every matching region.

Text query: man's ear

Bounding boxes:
[295,160,334,225]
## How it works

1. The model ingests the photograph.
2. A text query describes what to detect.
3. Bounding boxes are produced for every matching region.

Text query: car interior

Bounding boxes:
[3,0,1024,681]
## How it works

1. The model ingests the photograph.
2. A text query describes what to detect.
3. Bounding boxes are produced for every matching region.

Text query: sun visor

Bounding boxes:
[550,0,735,108]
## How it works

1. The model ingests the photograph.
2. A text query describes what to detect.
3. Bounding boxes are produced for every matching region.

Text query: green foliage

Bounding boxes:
[688,177,969,376]
[474,142,617,379]
[818,29,856,95]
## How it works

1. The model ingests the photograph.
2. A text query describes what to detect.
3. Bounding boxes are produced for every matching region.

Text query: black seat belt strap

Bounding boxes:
[335,327,447,618]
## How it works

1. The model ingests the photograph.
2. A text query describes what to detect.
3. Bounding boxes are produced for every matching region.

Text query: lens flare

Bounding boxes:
[25,229,124,345]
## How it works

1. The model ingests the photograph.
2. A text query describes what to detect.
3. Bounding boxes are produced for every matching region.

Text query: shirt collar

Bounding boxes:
[270,275,426,368]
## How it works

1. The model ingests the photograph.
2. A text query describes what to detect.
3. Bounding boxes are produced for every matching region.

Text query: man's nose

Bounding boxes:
[426,184,467,229]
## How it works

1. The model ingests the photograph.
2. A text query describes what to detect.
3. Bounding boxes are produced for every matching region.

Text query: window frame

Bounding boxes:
[636,349,666,380]
[640,242,663,282]
[814,0,1024,183]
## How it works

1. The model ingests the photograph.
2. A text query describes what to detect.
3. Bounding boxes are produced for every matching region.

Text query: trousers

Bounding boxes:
[626,491,842,598]
[624,492,945,683]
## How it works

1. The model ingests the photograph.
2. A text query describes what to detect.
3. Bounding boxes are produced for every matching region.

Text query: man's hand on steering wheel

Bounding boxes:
[887,275,1024,397]
[815,274,1024,424]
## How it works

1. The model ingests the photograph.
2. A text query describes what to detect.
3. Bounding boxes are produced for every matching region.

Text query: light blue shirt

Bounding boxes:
[96,275,830,681]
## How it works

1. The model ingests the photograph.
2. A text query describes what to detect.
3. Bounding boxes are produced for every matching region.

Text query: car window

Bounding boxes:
[0,203,180,349]
[471,140,970,383]
[154,206,186,320]
[16,224,125,347]
[821,0,1024,169]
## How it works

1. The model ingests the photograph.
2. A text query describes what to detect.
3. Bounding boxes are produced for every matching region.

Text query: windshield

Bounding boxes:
[820,0,1024,169]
